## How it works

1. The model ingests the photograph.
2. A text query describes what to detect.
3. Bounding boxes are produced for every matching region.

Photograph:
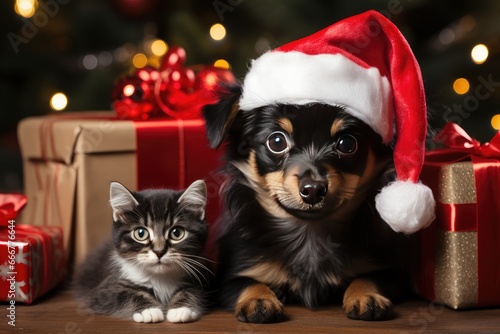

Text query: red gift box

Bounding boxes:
[1,194,66,304]
[416,123,500,309]
[0,225,66,304]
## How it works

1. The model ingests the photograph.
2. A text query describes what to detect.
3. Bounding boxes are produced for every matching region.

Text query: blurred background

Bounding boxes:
[1,0,500,192]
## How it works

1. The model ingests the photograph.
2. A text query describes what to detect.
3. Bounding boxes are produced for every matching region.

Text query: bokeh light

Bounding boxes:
[15,0,37,18]
[50,93,68,111]
[210,23,226,41]
[82,54,98,70]
[453,78,470,95]
[439,28,455,45]
[214,59,230,69]
[151,40,168,57]
[123,84,135,97]
[132,53,148,68]
[491,114,500,130]
[471,44,489,64]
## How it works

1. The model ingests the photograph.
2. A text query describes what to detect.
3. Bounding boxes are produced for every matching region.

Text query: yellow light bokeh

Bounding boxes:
[210,23,226,41]
[214,59,230,69]
[491,114,500,130]
[148,56,161,69]
[151,40,168,57]
[15,0,37,18]
[471,44,489,64]
[50,93,68,111]
[132,53,148,69]
[453,78,470,95]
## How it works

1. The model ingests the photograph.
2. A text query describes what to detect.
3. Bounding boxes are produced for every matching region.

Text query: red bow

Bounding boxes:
[112,46,235,120]
[435,122,500,159]
[0,193,27,225]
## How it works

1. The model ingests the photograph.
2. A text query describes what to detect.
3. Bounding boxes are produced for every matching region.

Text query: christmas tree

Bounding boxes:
[1,0,499,192]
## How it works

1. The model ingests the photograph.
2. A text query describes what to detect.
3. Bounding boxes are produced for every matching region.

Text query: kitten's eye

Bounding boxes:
[132,228,149,242]
[335,134,357,154]
[267,131,290,154]
[169,227,186,241]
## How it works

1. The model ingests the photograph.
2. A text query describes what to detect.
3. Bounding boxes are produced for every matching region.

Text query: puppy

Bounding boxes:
[203,87,410,322]
[202,11,435,323]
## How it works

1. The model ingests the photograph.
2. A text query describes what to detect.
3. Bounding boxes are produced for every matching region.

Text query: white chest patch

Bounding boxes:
[112,252,183,305]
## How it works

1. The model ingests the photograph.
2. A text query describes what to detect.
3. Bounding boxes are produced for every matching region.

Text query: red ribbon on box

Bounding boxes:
[0,194,27,225]
[134,118,220,190]
[420,122,500,306]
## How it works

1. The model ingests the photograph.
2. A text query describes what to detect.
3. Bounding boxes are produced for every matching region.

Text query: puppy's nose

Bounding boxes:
[299,179,328,205]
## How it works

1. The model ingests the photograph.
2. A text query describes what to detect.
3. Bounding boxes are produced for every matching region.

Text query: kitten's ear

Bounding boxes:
[110,182,138,222]
[177,180,207,220]
[202,83,242,148]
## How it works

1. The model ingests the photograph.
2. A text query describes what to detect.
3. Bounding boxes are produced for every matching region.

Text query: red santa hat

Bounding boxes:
[239,10,435,234]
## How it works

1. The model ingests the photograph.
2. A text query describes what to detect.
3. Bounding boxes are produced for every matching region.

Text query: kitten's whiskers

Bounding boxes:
[169,254,212,287]
[170,258,204,288]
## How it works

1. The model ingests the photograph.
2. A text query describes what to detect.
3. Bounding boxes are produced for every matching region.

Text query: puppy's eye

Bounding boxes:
[132,228,149,242]
[267,131,290,154]
[336,134,357,154]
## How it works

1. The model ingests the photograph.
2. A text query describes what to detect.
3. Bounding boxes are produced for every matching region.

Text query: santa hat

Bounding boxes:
[239,10,435,234]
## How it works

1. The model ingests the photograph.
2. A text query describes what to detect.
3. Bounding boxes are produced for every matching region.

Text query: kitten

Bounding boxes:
[72,179,210,323]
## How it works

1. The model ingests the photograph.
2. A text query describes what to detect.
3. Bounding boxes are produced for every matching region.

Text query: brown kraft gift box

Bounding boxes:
[17,111,222,266]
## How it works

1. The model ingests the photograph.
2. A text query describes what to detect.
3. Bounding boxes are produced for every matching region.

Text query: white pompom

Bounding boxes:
[375,180,436,234]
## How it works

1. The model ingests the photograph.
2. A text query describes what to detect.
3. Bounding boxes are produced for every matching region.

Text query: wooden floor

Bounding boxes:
[5,288,500,333]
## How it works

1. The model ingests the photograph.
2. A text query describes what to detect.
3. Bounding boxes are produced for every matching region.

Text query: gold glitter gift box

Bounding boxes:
[414,123,500,309]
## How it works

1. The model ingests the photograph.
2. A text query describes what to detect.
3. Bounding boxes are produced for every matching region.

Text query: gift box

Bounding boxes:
[415,123,500,309]
[0,225,65,304]
[1,194,65,304]
[17,112,223,265]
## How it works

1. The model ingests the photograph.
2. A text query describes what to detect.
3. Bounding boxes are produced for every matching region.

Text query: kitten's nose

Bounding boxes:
[153,249,167,259]
[299,178,328,205]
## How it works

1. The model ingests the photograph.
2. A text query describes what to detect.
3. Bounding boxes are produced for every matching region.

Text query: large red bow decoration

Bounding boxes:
[434,122,500,159]
[112,46,235,120]
[0,194,27,225]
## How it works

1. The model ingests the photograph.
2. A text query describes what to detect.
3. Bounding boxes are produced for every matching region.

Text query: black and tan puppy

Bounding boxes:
[203,11,435,323]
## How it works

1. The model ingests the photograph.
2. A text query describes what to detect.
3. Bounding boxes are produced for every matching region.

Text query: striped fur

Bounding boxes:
[72,180,210,323]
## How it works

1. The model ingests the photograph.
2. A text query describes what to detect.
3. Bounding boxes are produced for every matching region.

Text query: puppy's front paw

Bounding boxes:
[167,307,201,323]
[343,293,392,321]
[235,283,283,323]
[343,278,392,321]
[133,307,165,323]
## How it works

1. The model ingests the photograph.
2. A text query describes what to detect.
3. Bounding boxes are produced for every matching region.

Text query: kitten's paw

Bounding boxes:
[133,307,165,323]
[166,307,201,323]
[235,284,283,323]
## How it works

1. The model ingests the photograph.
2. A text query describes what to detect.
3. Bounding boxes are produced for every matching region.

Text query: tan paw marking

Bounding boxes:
[343,278,393,321]
[235,283,284,323]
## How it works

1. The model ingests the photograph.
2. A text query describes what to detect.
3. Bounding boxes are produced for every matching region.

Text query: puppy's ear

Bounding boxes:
[202,83,242,148]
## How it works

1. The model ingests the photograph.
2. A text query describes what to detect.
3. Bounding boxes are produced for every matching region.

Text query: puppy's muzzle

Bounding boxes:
[299,178,328,205]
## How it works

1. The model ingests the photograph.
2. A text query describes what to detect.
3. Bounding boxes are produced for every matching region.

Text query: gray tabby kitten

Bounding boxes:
[72,179,210,323]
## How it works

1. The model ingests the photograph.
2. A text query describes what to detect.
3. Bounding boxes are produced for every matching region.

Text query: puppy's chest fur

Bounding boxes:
[235,218,353,307]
